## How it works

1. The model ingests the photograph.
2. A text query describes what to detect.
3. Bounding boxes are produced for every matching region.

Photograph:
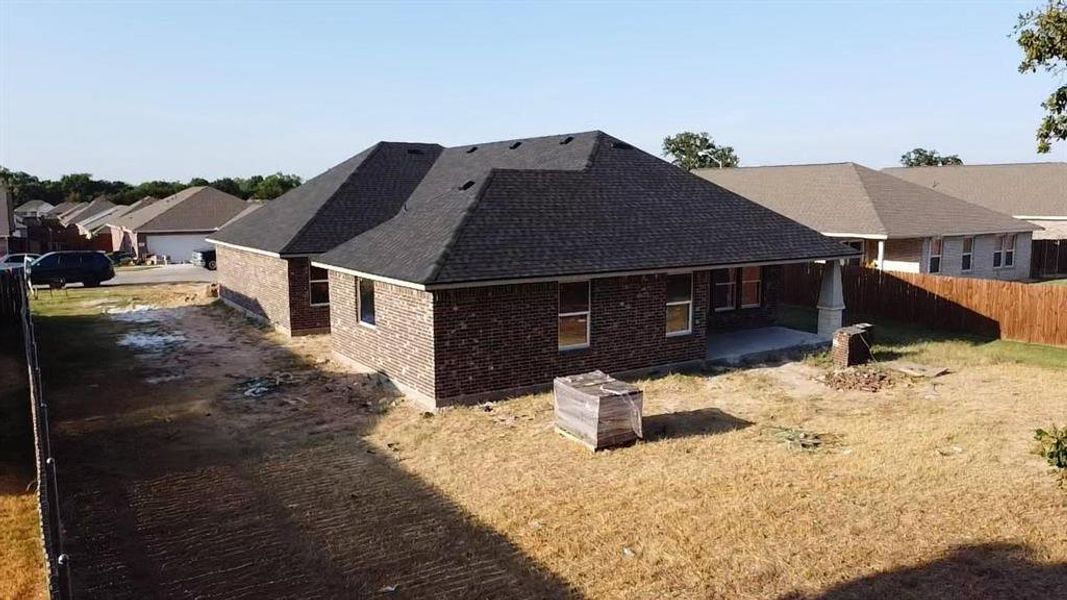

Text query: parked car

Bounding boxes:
[28,251,115,288]
[191,248,217,270]
[108,250,135,266]
[0,253,40,271]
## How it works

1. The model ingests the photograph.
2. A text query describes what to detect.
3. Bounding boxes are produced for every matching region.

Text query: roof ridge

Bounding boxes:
[885,161,1066,170]
[280,142,386,255]
[847,164,892,236]
[421,132,607,283]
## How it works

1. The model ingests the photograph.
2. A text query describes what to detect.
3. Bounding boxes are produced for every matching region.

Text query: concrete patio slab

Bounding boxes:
[707,326,830,366]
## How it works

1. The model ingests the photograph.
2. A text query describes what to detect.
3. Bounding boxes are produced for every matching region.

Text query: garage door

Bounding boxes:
[145,233,211,263]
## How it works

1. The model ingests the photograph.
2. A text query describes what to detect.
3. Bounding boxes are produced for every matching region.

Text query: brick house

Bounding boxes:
[699,163,1039,281]
[208,142,442,335]
[885,162,1067,278]
[291,131,859,408]
[108,187,249,262]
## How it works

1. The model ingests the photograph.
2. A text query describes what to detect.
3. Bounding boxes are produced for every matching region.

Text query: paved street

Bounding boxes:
[109,264,216,286]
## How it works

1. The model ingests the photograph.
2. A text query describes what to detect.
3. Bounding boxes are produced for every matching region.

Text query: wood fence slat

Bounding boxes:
[781,263,1067,347]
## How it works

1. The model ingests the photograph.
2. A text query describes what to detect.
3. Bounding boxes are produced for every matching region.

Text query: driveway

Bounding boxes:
[109,264,216,286]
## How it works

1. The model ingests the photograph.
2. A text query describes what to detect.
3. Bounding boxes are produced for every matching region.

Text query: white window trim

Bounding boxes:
[358,278,376,328]
[309,267,330,307]
[993,234,1016,269]
[740,267,762,309]
[961,237,973,272]
[665,273,693,337]
[558,280,591,350]
[713,269,736,312]
[928,237,943,274]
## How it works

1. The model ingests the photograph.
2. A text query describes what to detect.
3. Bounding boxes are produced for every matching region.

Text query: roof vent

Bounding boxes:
[611,141,633,150]
[560,136,574,145]
[466,146,478,154]
[459,180,476,191]
[509,141,523,150]
[407,148,424,155]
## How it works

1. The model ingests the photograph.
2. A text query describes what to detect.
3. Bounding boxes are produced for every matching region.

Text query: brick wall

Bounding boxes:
[329,272,436,398]
[287,258,331,334]
[706,265,780,331]
[216,245,293,331]
[432,272,710,403]
[330,269,786,407]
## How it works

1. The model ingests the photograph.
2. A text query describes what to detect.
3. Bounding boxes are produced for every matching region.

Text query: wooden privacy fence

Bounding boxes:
[781,264,1067,347]
[1,269,25,322]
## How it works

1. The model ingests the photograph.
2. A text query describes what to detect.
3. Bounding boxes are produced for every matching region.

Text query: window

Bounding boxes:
[558,281,590,349]
[845,240,864,266]
[358,278,375,326]
[309,265,330,306]
[929,238,942,273]
[741,266,762,308]
[961,237,973,272]
[665,273,692,336]
[712,269,736,311]
[994,234,1016,268]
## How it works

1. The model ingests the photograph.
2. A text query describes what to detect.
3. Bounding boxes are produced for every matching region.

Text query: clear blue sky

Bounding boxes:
[1,0,1064,182]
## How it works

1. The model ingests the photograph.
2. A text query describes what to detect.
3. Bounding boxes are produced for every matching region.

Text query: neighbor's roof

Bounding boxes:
[315,131,857,286]
[15,199,54,214]
[60,197,116,227]
[109,187,248,233]
[884,162,1067,218]
[698,162,1037,239]
[47,201,80,217]
[210,142,444,254]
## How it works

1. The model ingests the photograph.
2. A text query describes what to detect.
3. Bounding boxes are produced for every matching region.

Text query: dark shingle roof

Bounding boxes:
[111,187,247,233]
[699,163,1037,239]
[60,197,116,227]
[884,162,1067,218]
[209,142,443,254]
[317,131,858,286]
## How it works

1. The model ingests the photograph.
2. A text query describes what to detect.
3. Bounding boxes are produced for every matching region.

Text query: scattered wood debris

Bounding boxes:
[823,367,898,392]
[768,426,837,450]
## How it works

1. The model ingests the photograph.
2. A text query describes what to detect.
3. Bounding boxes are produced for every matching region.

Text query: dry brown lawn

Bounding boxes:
[22,283,1067,598]
[364,357,1067,599]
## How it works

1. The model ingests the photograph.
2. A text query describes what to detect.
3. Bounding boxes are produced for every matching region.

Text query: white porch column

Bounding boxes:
[817,260,845,337]
[876,240,885,270]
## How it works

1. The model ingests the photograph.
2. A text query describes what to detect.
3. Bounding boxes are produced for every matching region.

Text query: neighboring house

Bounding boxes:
[107,187,249,262]
[698,163,1038,281]
[216,130,858,408]
[14,199,55,218]
[104,196,158,252]
[885,162,1067,278]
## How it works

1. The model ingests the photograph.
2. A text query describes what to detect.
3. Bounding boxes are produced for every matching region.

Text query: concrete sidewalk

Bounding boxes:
[108,264,216,286]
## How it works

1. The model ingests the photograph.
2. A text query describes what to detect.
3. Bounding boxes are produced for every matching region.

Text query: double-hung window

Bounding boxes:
[961,237,973,272]
[358,278,376,326]
[928,238,942,274]
[665,273,693,336]
[712,269,736,311]
[994,234,1016,268]
[558,281,590,350]
[309,265,330,306]
[740,267,762,308]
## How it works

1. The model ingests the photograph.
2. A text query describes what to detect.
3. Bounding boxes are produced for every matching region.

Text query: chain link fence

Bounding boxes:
[2,268,71,598]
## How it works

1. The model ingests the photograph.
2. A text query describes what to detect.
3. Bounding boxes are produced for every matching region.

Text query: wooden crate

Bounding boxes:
[554,371,643,451]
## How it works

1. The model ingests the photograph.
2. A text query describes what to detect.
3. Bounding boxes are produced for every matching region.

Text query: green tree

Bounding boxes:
[662,131,739,171]
[899,148,964,167]
[189,177,210,187]
[209,177,243,198]
[252,172,302,199]
[1016,0,1067,153]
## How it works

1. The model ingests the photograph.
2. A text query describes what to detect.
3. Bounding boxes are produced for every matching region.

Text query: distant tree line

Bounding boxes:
[0,166,303,206]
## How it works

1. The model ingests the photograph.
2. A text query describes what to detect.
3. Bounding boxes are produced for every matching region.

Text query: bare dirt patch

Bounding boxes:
[36,284,1067,599]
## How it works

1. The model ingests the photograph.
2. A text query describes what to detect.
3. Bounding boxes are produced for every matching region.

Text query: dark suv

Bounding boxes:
[29,251,116,288]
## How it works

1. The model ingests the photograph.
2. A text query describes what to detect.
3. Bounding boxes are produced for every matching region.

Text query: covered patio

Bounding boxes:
[706,260,844,366]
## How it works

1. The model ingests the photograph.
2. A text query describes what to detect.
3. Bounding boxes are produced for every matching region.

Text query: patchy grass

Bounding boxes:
[1038,278,1067,286]
[778,303,1067,370]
